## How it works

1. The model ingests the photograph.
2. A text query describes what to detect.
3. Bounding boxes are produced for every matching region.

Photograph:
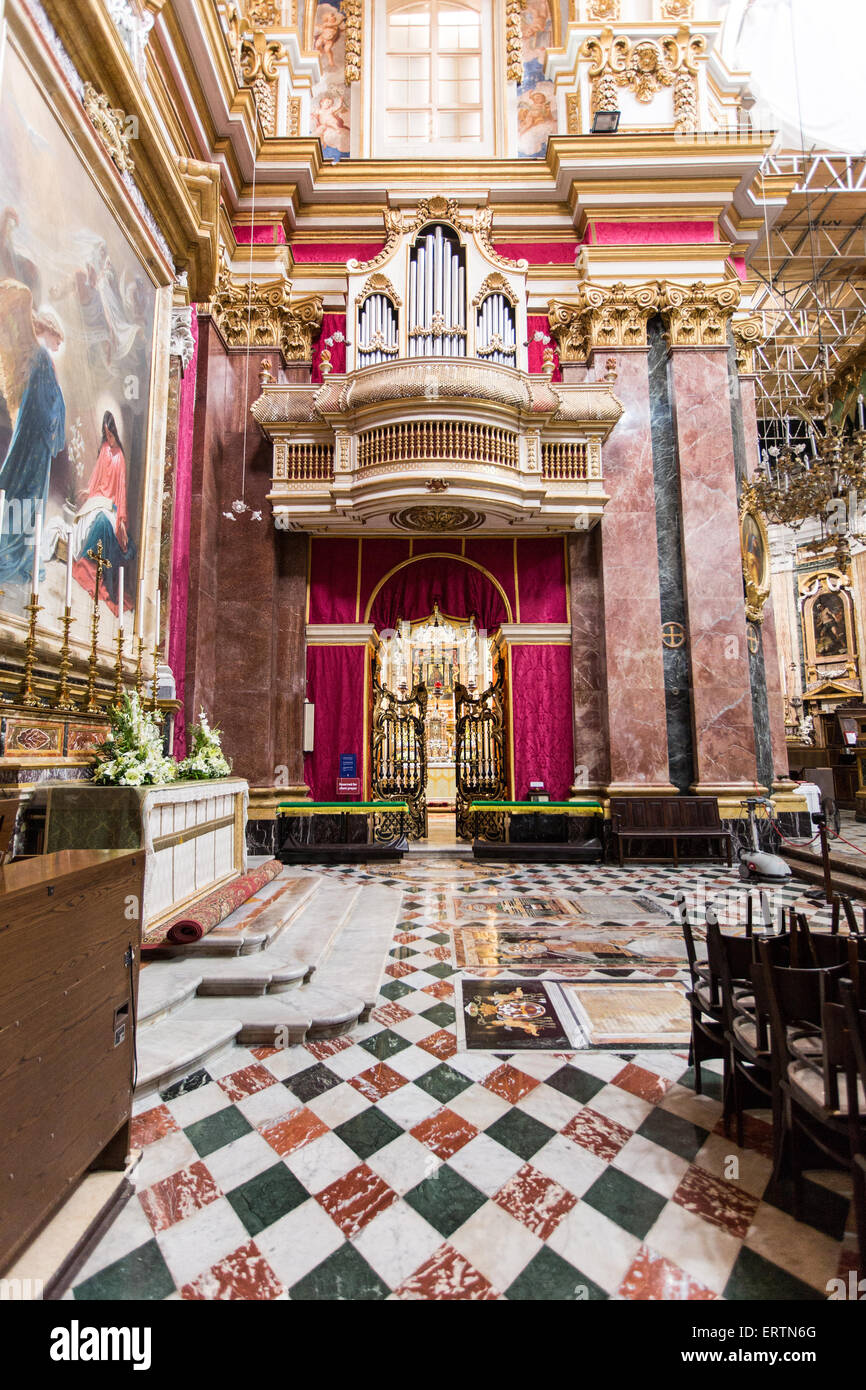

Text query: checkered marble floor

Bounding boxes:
[68,858,856,1301]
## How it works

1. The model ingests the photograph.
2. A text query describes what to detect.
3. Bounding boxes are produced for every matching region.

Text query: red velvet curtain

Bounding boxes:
[510,644,574,800]
[368,556,509,631]
[527,314,561,382]
[304,644,367,799]
[311,312,347,383]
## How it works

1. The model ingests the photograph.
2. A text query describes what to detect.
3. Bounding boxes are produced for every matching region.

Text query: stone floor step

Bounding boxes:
[172,986,365,1046]
[781,854,866,901]
[148,873,322,958]
[135,1017,242,1097]
[137,967,203,1026]
[314,884,403,1020]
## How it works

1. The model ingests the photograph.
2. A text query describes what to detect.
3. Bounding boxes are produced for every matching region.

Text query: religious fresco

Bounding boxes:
[0,45,156,627]
[309,2,351,159]
[517,0,556,158]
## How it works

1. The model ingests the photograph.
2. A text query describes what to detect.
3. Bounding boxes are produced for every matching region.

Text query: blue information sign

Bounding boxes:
[339,754,357,777]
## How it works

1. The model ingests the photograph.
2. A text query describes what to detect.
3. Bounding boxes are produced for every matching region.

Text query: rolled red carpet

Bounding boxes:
[142,859,283,949]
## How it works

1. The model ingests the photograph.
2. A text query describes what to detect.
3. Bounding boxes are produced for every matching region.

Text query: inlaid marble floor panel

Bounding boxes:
[68,857,855,1301]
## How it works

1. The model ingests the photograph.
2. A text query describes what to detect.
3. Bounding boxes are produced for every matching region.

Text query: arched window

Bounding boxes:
[377,0,492,156]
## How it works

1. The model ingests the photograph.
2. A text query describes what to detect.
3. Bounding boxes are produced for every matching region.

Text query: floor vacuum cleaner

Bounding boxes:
[736,797,793,883]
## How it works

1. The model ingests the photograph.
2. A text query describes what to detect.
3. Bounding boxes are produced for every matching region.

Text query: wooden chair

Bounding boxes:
[840,982,866,1275]
[674,893,725,1096]
[758,946,855,1201]
[710,920,791,1150]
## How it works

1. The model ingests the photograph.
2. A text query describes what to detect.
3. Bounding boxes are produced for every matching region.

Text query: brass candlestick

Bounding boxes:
[135,634,144,699]
[54,605,77,711]
[19,593,43,707]
[113,624,126,705]
[84,540,111,712]
[149,639,160,713]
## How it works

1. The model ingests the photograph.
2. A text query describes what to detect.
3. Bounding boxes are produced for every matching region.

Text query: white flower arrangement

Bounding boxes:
[92,691,177,787]
[177,709,232,781]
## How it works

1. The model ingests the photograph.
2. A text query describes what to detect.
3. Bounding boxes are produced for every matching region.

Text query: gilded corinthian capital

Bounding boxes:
[731,315,764,375]
[209,257,323,360]
[656,279,741,348]
[548,281,659,361]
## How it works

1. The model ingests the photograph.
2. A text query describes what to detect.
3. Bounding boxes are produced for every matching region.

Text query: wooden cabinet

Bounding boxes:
[0,850,143,1273]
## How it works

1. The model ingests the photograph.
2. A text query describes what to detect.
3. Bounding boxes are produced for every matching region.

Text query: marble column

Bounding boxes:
[595,348,674,793]
[667,345,759,793]
[568,529,609,792]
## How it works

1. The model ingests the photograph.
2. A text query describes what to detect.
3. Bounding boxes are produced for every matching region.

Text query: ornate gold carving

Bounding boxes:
[243,0,282,24]
[660,0,693,19]
[657,279,741,348]
[506,0,523,82]
[581,26,706,132]
[348,203,527,275]
[566,92,581,134]
[740,482,771,624]
[209,256,323,359]
[732,315,764,375]
[286,93,301,136]
[548,282,659,360]
[586,0,620,18]
[240,31,285,135]
[472,273,519,309]
[82,82,135,174]
[343,0,362,82]
[346,208,405,273]
[355,272,401,307]
[391,506,485,532]
[470,207,528,271]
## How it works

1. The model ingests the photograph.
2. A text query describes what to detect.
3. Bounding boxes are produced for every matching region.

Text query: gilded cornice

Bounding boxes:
[657,279,741,348]
[580,25,706,133]
[548,282,660,360]
[39,0,221,299]
[731,314,764,375]
[207,255,323,360]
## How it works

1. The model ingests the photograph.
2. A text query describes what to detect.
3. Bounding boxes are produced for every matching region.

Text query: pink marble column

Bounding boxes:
[741,375,789,782]
[669,347,759,791]
[595,349,674,792]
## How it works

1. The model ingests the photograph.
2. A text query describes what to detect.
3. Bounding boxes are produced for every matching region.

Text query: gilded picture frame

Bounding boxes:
[739,493,771,624]
[0,8,173,683]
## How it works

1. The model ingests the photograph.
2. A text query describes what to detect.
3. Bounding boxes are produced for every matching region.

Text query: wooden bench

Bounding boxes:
[469,799,604,863]
[610,796,732,867]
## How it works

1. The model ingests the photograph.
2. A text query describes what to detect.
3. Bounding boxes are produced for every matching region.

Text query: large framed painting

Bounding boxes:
[0,29,169,659]
[801,570,859,693]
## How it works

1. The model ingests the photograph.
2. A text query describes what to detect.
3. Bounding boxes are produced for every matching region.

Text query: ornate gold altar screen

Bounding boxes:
[370,660,428,840]
[370,615,507,841]
[455,648,509,841]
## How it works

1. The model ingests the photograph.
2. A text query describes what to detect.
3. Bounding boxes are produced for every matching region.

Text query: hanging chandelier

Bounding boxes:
[749,379,866,562]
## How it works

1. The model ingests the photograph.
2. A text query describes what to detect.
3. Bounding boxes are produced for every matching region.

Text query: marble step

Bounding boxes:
[314,885,403,1020]
[137,966,203,1027]
[149,873,322,958]
[172,985,365,1047]
[192,880,362,994]
[135,1017,243,1098]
